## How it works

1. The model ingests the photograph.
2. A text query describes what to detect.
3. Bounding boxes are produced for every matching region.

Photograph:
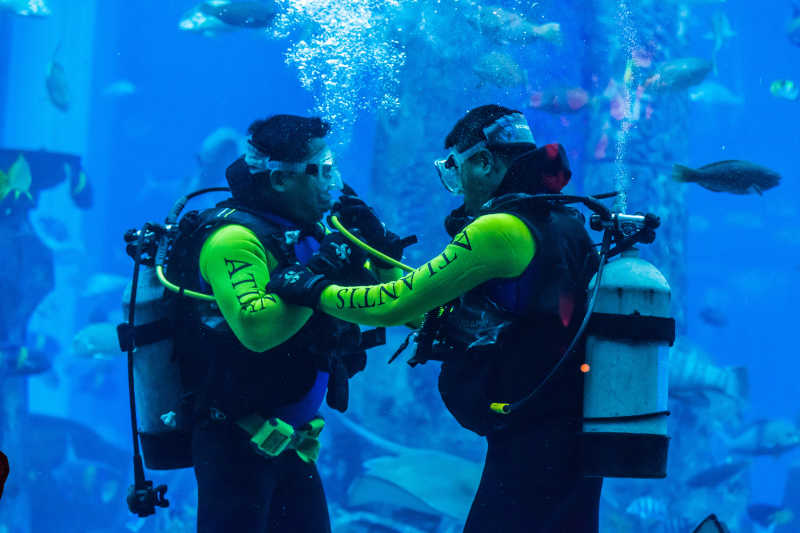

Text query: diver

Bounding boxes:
[166,115,406,533]
[266,105,603,532]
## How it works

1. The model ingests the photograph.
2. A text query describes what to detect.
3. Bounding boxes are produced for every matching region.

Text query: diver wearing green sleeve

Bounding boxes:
[268,106,602,533]
[318,212,535,326]
[198,224,312,352]
[170,115,408,533]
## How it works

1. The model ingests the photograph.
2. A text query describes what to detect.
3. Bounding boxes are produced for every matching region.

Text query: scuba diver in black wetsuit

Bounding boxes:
[134,115,408,533]
[266,105,604,532]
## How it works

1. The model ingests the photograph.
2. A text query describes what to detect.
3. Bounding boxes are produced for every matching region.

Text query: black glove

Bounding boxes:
[331,185,416,269]
[306,231,374,285]
[266,265,332,309]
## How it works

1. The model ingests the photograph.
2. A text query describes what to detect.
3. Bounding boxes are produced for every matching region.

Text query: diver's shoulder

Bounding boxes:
[466,212,535,247]
[202,223,265,252]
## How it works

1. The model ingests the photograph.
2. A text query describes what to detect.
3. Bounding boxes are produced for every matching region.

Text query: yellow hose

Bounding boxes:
[156,265,216,302]
[329,215,415,273]
[154,217,413,301]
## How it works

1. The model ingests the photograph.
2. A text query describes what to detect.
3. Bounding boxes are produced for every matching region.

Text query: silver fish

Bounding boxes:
[703,11,736,64]
[669,340,748,401]
[725,419,800,456]
[46,60,70,112]
[337,414,481,523]
[645,57,713,92]
[689,81,743,106]
[472,51,527,88]
[625,496,668,522]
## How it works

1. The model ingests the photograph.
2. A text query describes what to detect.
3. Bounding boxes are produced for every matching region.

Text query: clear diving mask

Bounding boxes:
[245,141,343,192]
[433,112,536,195]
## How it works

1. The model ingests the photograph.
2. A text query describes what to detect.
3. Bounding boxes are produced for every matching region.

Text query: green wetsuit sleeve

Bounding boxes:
[318,213,536,326]
[198,224,313,353]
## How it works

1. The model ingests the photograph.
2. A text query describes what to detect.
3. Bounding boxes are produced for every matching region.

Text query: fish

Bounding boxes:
[179,2,238,36]
[689,81,743,106]
[179,1,278,36]
[102,80,136,97]
[698,306,728,327]
[472,51,527,88]
[72,322,121,360]
[336,414,481,523]
[687,460,748,487]
[50,436,123,505]
[692,514,730,533]
[668,340,748,401]
[724,419,800,456]
[748,504,794,529]
[83,273,130,298]
[0,154,34,202]
[789,3,800,47]
[672,160,781,195]
[467,5,562,46]
[46,50,70,112]
[529,87,590,114]
[0,0,50,17]
[197,126,245,167]
[644,58,713,92]
[703,11,736,67]
[770,80,799,101]
[332,510,429,533]
[205,1,278,28]
[625,496,668,522]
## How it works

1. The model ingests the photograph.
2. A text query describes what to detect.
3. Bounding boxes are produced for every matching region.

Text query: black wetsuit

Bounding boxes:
[192,418,330,533]
[170,194,366,533]
[437,197,602,533]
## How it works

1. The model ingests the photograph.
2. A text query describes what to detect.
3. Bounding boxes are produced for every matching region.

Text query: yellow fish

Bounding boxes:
[1,154,33,202]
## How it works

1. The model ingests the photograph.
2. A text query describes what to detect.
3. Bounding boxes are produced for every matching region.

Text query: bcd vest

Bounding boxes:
[434,194,600,436]
[167,199,369,421]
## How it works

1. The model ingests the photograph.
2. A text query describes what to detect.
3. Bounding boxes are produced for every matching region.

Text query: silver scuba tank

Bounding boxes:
[122,265,193,470]
[581,248,673,478]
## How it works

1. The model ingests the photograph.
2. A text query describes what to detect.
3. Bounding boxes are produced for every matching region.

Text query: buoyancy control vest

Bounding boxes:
[167,199,369,423]
[435,194,600,436]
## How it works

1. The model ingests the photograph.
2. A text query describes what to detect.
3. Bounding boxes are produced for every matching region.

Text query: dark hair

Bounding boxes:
[226,115,330,202]
[444,104,534,163]
[248,114,331,162]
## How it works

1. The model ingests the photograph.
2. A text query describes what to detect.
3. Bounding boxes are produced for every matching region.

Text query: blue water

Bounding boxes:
[1,0,799,531]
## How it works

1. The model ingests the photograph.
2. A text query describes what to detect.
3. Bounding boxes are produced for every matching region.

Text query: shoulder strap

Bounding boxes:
[192,202,295,266]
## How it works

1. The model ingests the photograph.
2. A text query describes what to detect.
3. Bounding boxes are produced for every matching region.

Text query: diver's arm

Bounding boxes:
[318,213,536,326]
[370,264,423,328]
[199,224,313,352]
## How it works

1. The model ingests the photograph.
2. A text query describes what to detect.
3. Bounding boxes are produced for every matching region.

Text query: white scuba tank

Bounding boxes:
[122,266,193,470]
[581,248,673,478]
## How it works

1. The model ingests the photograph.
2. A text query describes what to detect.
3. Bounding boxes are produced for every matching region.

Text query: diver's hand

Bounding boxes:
[266,265,332,309]
[332,190,415,269]
[306,231,372,285]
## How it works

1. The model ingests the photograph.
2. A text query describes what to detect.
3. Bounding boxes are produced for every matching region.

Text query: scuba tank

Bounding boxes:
[118,187,228,517]
[120,266,190,471]
[581,247,673,478]
[462,193,675,479]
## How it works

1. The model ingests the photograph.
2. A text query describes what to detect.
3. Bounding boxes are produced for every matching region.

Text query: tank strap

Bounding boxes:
[587,313,676,346]
[117,317,173,352]
[583,410,671,423]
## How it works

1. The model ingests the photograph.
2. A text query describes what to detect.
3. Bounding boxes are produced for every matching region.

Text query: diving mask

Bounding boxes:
[434,112,536,195]
[245,141,343,192]
[434,142,489,195]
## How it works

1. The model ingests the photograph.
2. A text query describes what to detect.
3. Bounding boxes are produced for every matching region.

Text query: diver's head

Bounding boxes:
[437,105,536,215]
[226,115,342,225]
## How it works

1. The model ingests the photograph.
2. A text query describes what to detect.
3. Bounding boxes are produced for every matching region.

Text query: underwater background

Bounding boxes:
[0,0,799,531]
